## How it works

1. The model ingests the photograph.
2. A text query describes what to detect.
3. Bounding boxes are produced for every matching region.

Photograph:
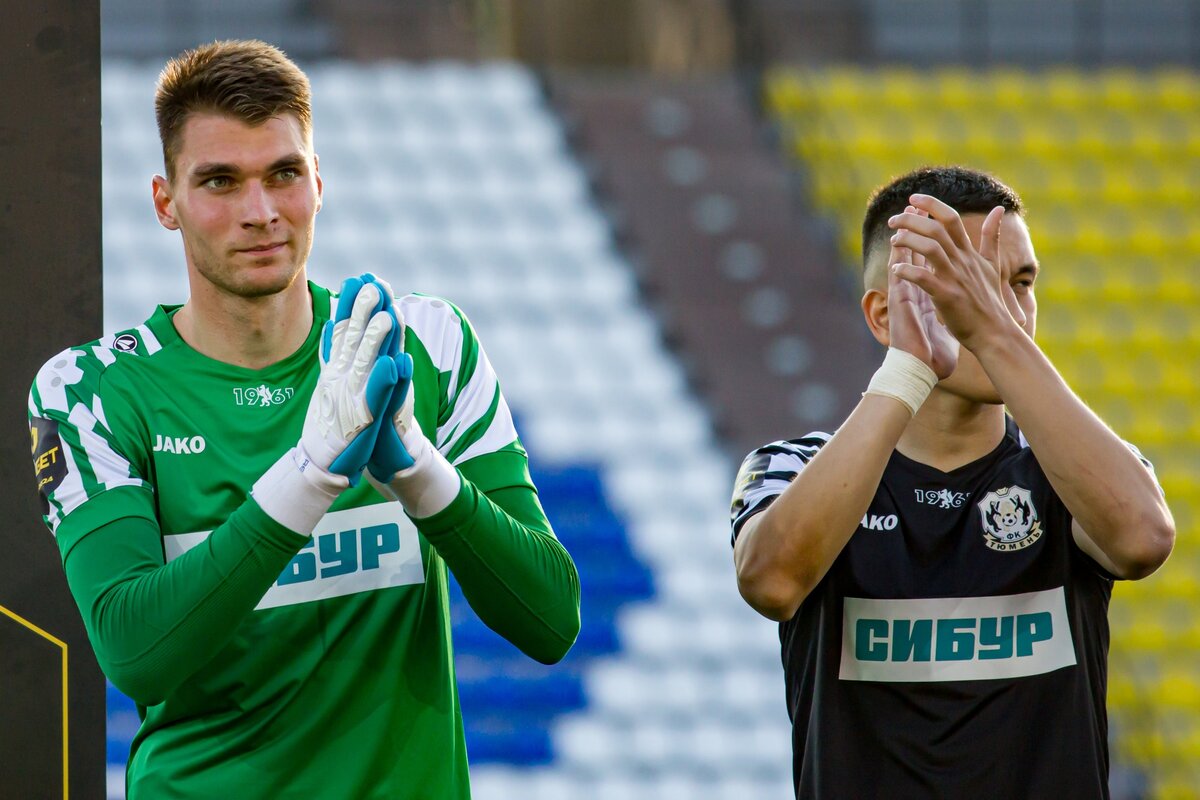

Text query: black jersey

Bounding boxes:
[730,419,1154,800]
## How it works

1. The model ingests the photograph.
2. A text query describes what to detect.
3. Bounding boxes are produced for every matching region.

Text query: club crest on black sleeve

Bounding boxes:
[977,485,1043,552]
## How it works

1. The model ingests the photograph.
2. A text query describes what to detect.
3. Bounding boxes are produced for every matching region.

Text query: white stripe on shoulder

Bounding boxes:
[92,346,116,367]
[67,402,139,491]
[34,348,89,415]
[761,434,830,459]
[437,347,504,455]
[135,323,161,355]
[47,443,82,534]
[92,394,111,431]
[448,387,519,466]
[399,294,465,389]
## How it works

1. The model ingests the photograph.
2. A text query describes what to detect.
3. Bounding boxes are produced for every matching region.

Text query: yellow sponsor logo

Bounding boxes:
[35,445,60,474]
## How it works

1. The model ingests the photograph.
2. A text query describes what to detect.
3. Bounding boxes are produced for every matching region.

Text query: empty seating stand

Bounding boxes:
[548,73,877,463]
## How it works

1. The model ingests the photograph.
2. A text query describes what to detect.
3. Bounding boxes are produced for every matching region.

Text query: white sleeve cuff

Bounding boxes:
[251,446,346,534]
[373,431,461,519]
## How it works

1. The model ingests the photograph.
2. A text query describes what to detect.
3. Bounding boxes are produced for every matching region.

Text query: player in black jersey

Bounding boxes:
[730,166,1174,799]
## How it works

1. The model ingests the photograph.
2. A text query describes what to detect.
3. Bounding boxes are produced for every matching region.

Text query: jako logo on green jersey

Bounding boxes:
[153,435,206,454]
[163,504,424,609]
[233,385,295,407]
[839,588,1076,682]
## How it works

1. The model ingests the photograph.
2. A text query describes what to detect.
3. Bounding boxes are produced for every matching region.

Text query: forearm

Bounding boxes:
[735,394,911,620]
[975,326,1174,575]
[416,479,580,664]
[65,500,309,705]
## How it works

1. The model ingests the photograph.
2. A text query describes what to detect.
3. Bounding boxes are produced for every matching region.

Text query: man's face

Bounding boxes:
[932,211,1039,404]
[153,112,322,300]
[865,210,1039,405]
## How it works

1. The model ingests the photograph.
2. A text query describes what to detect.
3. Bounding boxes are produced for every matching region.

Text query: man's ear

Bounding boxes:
[313,153,323,214]
[862,287,891,347]
[152,175,180,231]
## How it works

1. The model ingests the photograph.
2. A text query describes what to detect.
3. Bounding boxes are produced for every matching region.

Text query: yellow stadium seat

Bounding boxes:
[1153,665,1200,710]
[764,70,808,115]
[933,68,979,110]
[1101,69,1149,112]
[1152,69,1200,112]
[877,68,927,110]
[1043,69,1091,111]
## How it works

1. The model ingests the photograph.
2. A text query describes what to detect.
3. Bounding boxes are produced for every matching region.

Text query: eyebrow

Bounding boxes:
[1014,263,1040,279]
[190,153,307,180]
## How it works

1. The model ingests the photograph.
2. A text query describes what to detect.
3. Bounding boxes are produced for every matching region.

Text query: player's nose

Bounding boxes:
[240,180,279,228]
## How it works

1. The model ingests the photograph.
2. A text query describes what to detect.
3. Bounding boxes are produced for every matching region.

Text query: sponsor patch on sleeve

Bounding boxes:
[31,417,67,516]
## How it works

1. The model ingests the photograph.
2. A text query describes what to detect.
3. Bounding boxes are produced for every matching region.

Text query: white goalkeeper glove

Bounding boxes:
[253,281,401,533]
[357,283,461,519]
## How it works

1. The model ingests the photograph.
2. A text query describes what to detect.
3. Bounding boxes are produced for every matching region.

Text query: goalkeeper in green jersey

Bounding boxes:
[27,40,580,799]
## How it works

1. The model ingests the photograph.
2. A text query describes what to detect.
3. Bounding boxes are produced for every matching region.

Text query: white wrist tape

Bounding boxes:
[863,347,939,416]
[252,445,346,534]
[373,422,461,519]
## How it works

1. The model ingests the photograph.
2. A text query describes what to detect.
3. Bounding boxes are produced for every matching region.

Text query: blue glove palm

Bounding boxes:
[368,353,416,482]
[335,275,461,518]
[330,274,419,483]
[305,277,403,485]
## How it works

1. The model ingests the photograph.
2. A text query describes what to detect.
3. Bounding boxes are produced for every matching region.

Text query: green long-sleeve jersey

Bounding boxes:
[27,283,580,799]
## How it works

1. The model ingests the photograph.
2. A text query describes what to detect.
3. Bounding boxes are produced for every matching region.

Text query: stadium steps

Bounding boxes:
[546,71,876,462]
[765,64,1200,798]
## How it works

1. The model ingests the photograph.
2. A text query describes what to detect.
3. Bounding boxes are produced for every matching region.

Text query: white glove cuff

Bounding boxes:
[863,347,939,417]
[379,422,461,519]
[252,445,347,534]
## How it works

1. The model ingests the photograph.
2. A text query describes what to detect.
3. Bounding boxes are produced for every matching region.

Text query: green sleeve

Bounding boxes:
[420,452,581,664]
[62,491,309,705]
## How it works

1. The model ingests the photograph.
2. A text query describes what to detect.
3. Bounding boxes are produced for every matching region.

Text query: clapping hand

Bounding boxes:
[887,194,1026,354]
[885,204,958,380]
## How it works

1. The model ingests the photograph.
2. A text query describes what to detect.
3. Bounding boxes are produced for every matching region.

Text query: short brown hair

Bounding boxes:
[155,40,312,180]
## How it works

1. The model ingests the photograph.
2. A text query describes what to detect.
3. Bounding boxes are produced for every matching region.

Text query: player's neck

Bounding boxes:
[173,279,314,370]
[895,391,1008,473]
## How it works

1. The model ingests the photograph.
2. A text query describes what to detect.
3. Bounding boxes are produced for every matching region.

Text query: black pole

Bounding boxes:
[0,2,106,798]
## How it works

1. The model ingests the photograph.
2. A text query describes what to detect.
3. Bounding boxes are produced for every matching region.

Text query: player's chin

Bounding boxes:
[937,374,1005,405]
[228,263,302,299]
[972,390,1005,405]
[957,387,1005,405]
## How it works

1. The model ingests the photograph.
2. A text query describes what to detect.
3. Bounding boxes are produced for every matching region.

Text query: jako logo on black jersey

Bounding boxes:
[153,435,206,454]
[861,513,898,531]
